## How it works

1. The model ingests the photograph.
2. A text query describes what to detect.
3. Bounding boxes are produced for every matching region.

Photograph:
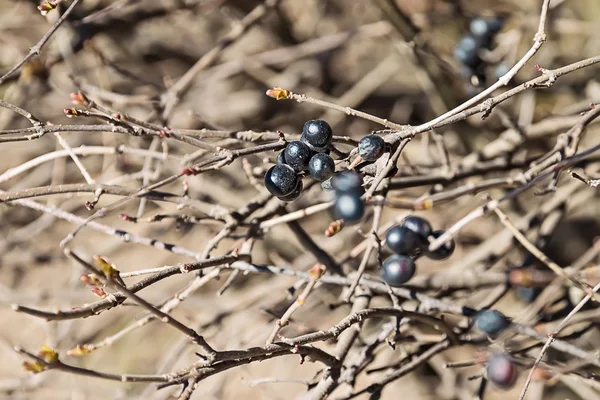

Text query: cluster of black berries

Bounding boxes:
[454,16,503,87]
[381,216,456,287]
[329,171,365,225]
[264,120,336,201]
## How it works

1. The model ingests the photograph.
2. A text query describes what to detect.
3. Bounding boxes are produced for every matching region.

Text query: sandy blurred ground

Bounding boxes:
[0,0,600,399]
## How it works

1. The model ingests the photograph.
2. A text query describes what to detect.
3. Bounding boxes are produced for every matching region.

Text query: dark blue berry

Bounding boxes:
[333,193,364,224]
[264,164,299,197]
[278,180,303,202]
[474,309,510,336]
[276,151,287,165]
[301,134,330,154]
[515,287,539,303]
[308,153,335,182]
[401,216,433,240]
[358,135,385,161]
[454,35,483,69]
[303,119,333,147]
[486,353,517,389]
[424,230,455,260]
[385,225,422,255]
[331,171,364,196]
[284,141,313,172]
[381,254,416,286]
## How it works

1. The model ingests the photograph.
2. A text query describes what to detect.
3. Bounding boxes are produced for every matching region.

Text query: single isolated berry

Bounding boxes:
[331,171,364,196]
[385,225,422,255]
[302,119,333,147]
[474,309,511,336]
[276,151,287,165]
[264,164,299,197]
[284,141,313,172]
[358,135,385,161]
[333,193,364,224]
[278,180,303,202]
[308,153,335,182]
[401,215,433,241]
[381,254,416,286]
[486,352,518,389]
[424,230,456,260]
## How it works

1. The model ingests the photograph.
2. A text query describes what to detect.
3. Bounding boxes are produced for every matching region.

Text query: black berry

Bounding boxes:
[401,216,433,241]
[486,353,517,389]
[302,119,333,147]
[424,230,455,260]
[358,135,385,161]
[454,35,482,69]
[278,180,303,202]
[385,225,422,255]
[381,254,416,286]
[474,309,510,336]
[284,141,313,172]
[331,171,364,196]
[276,151,287,165]
[308,153,335,182]
[264,164,299,197]
[301,134,330,154]
[333,193,364,224]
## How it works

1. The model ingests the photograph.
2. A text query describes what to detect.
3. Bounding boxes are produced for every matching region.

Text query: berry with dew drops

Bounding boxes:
[278,180,304,202]
[333,193,364,224]
[381,254,416,286]
[264,164,299,197]
[486,352,518,389]
[302,119,333,147]
[474,309,511,336]
[284,140,313,172]
[358,134,385,161]
[308,153,335,182]
[424,230,456,260]
[385,225,422,255]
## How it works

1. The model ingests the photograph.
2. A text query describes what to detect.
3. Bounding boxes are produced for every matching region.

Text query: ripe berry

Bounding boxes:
[424,230,455,260]
[515,286,539,303]
[278,180,303,202]
[331,171,364,196]
[276,151,287,165]
[474,309,511,336]
[333,193,364,224]
[381,254,416,286]
[308,153,335,182]
[385,225,422,255]
[284,141,313,172]
[358,135,385,161]
[301,135,330,154]
[401,216,433,241]
[486,353,518,389]
[264,164,299,197]
[302,119,333,147]
[454,35,482,69]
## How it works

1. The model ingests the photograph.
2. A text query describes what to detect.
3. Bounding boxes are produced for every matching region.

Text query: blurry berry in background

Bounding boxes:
[381,254,416,286]
[385,225,422,255]
[486,352,518,389]
[494,63,511,81]
[308,153,335,182]
[515,286,539,303]
[454,35,483,69]
[278,180,303,202]
[358,135,385,161]
[333,193,364,224]
[284,140,313,172]
[264,164,299,197]
[424,230,456,260]
[331,171,364,196]
[474,309,511,336]
[302,119,333,147]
